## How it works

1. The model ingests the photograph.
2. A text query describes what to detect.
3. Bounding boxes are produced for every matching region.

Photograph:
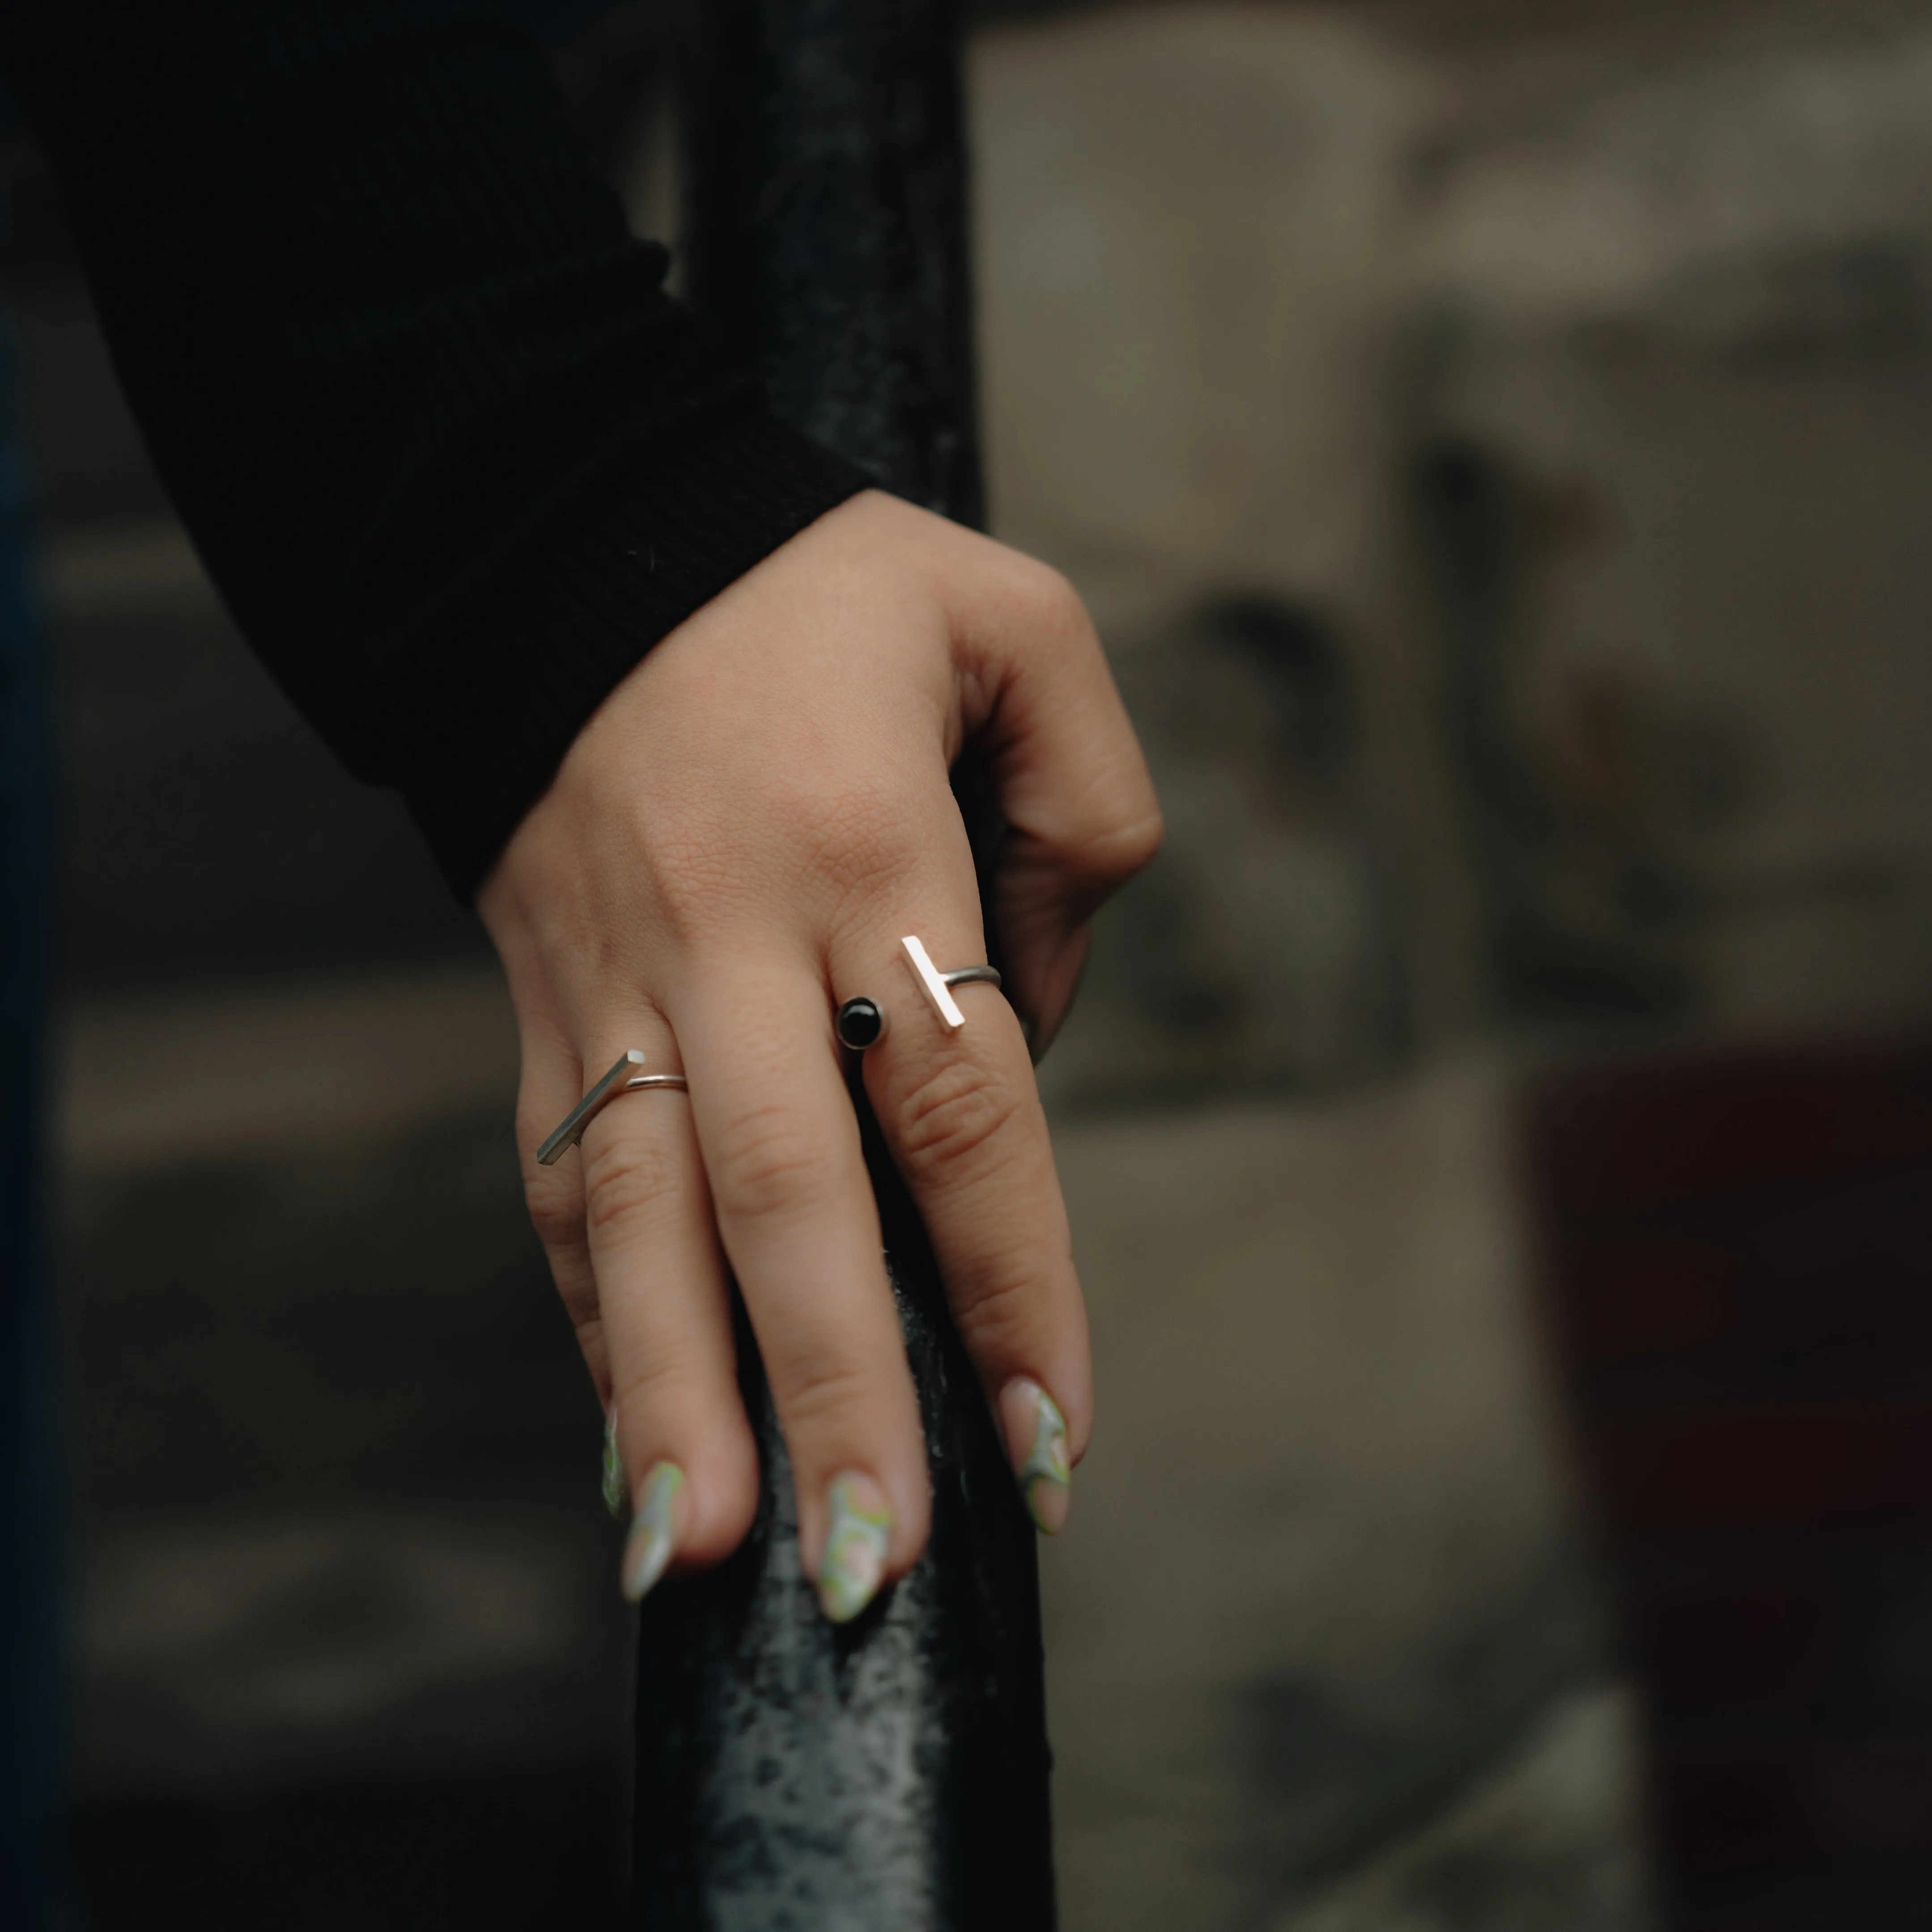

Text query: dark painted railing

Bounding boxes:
[626,5,1057,1927]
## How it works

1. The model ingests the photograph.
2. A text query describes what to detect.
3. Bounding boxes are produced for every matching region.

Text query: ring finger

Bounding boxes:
[567,1019,759,1597]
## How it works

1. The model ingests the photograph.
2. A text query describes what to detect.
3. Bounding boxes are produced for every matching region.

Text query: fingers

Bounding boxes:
[947,548,1163,1050]
[670,957,930,1619]
[515,1020,605,1395]
[517,1014,758,1600]
[838,906,1091,1537]
[485,503,1155,1619]
[575,1026,760,1589]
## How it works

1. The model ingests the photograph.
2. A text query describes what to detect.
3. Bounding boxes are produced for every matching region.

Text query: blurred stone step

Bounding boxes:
[1264,1687,1654,1932]
[59,963,517,1176]
[75,1763,625,1932]
[57,966,573,1519]
[62,968,630,1796]
[79,1503,631,1796]
[1036,1058,1649,1930]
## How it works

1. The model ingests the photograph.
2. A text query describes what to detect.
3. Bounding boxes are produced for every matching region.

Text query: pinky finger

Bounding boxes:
[518,1054,641,1524]
[516,1050,611,1401]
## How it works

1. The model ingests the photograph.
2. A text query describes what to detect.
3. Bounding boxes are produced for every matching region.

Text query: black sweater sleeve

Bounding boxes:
[0,0,869,897]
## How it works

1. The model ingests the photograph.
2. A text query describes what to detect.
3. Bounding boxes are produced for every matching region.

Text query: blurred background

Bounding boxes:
[9,0,1932,1926]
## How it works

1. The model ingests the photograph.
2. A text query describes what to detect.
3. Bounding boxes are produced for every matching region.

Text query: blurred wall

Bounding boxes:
[18,4,1932,1931]
[959,0,1932,1110]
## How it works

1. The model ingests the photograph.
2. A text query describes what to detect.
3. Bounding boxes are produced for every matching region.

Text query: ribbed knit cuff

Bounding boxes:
[392,408,870,900]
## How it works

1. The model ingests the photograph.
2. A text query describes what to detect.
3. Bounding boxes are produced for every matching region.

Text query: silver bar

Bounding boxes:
[538,1049,691,1166]
[902,935,966,1028]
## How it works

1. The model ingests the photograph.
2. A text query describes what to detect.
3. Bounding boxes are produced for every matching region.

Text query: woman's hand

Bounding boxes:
[476,490,1161,1618]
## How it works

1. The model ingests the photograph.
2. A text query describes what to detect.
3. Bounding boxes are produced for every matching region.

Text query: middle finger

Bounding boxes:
[670,953,930,1619]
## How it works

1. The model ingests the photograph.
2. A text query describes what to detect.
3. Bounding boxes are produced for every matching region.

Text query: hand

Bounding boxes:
[477,490,1161,1618]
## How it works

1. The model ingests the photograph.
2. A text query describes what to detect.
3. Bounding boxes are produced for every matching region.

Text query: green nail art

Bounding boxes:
[1019,1387,1071,1533]
[601,1411,627,1519]
[818,1476,892,1623]
[621,1463,683,1602]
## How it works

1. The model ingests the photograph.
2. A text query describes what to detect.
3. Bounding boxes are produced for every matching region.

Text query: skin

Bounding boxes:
[478,490,1162,1594]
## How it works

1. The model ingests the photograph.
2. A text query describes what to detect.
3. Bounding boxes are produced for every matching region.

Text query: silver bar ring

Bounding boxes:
[538,1048,689,1166]
[834,937,1002,1049]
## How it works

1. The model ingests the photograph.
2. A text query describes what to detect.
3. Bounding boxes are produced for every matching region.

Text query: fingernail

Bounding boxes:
[620,1462,684,1602]
[601,1408,627,1519]
[818,1472,892,1623]
[1003,1379,1072,1534]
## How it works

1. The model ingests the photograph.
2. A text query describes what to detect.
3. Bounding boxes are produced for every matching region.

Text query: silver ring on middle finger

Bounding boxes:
[834,934,1003,1050]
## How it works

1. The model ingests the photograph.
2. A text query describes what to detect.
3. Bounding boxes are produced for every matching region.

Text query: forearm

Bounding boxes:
[0,0,866,895]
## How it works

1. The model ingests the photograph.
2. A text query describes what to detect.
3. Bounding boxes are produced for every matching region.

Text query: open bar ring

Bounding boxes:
[537,1049,689,1167]
[835,937,1003,1049]
[904,935,1002,1029]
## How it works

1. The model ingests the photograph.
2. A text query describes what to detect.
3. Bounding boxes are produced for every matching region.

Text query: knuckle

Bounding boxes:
[565,1296,605,1350]
[713,1102,838,1222]
[1034,792,1164,900]
[612,1336,709,1416]
[581,1133,677,1236]
[949,1265,1038,1360]
[893,1056,1028,1180]
[524,1175,587,1259]
[1081,804,1166,882]
[1010,557,1089,639]
[773,1346,884,1435]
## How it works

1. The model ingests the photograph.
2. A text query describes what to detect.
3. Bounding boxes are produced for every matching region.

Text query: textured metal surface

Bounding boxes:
[629,4,1055,1926]
[679,0,986,526]
[632,1104,1053,1929]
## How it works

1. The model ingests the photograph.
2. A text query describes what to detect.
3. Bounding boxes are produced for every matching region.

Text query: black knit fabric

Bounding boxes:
[0,0,870,896]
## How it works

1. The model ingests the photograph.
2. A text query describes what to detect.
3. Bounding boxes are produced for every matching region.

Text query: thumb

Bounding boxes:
[952,557,1162,1053]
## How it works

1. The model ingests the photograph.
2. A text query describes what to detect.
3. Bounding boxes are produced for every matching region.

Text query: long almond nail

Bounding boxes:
[620,1462,684,1602]
[601,1408,627,1519]
[818,1473,892,1622]
[1002,1379,1072,1534]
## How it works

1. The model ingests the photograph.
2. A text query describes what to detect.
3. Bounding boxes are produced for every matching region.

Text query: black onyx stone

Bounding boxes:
[836,997,886,1050]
